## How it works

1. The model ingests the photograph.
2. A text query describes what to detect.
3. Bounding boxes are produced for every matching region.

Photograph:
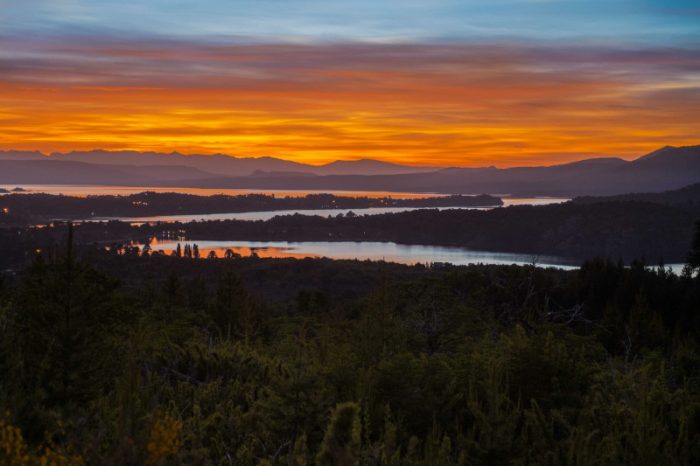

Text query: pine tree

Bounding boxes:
[8,224,121,436]
[211,271,253,341]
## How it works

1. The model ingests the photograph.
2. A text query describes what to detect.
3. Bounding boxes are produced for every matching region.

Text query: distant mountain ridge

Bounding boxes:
[0,160,219,185]
[0,150,436,177]
[1,145,699,196]
[172,145,700,196]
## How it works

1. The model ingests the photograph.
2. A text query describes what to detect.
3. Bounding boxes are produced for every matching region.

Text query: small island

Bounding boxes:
[0,187,27,194]
[0,191,503,221]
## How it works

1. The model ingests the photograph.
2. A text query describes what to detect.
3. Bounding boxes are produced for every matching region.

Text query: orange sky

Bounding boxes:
[1,40,699,167]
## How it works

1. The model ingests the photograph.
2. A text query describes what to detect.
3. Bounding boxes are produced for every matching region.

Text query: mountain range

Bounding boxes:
[0,150,435,177]
[1,145,699,197]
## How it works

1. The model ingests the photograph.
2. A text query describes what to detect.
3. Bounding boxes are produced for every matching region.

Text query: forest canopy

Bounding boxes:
[0,225,699,465]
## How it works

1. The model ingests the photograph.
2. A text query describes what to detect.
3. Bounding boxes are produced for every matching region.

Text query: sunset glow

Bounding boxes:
[1,1,699,167]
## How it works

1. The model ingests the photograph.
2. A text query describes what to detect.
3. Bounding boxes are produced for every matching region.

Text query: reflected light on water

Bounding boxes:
[142,239,580,269]
[132,239,685,274]
[146,240,320,260]
[208,246,320,260]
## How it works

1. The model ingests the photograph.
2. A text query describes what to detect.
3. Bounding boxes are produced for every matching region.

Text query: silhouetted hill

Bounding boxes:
[0,150,435,176]
[317,158,437,175]
[0,150,47,161]
[574,182,700,205]
[1,145,699,196]
[0,192,501,222]
[187,145,700,196]
[53,150,314,175]
[0,160,219,185]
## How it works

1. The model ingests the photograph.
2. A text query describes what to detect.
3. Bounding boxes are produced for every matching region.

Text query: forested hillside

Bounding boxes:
[574,182,700,205]
[3,199,696,266]
[0,226,699,465]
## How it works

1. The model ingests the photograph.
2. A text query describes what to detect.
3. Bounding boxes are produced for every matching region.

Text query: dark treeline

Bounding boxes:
[0,226,699,464]
[573,182,700,206]
[171,202,695,262]
[1,199,696,268]
[0,192,501,223]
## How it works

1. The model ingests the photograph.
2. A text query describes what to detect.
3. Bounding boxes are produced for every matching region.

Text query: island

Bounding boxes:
[0,191,502,222]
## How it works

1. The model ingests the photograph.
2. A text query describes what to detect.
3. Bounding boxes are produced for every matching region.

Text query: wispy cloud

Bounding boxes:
[1,35,698,165]
[2,1,699,44]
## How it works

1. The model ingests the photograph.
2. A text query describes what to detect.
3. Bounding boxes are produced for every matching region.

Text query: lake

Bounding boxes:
[140,239,686,273]
[2,184,569,223]
[140,239,687,273]
[87,198,568,223]
[98,206,491,223]
[144,239,580,269]
[90,197,568,224]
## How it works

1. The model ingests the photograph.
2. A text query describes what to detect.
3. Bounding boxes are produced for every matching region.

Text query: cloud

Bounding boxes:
[0,35,698,166]
[3,0,700,44]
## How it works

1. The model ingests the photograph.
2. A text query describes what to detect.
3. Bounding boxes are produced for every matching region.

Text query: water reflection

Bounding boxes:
[145,237,320,260]
[128,239,686,273]
[143,239,581,269]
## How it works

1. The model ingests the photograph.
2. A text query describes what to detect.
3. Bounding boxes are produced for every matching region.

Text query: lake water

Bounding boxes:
[87,198,569,223]
[2,184,569,220]
[3,184,568,223]
[100,206,491,223]
[144,239,581,269]
[4,184,683,272]
[90,197,569,223]
[141,239,686,273]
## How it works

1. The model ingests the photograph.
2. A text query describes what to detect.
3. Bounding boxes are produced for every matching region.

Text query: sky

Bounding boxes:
[0,0,699,167]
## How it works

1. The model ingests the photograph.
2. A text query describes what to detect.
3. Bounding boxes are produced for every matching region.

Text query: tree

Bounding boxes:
[211,271,256,341]
[7,225,122,438]
[162,272,183,315]
[224,249,237,259]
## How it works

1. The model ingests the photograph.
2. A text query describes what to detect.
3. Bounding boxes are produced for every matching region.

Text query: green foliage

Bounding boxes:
[4,236,126,441]
[211,270,268,344]
[316,402,361,466]
[0,247,698,465]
